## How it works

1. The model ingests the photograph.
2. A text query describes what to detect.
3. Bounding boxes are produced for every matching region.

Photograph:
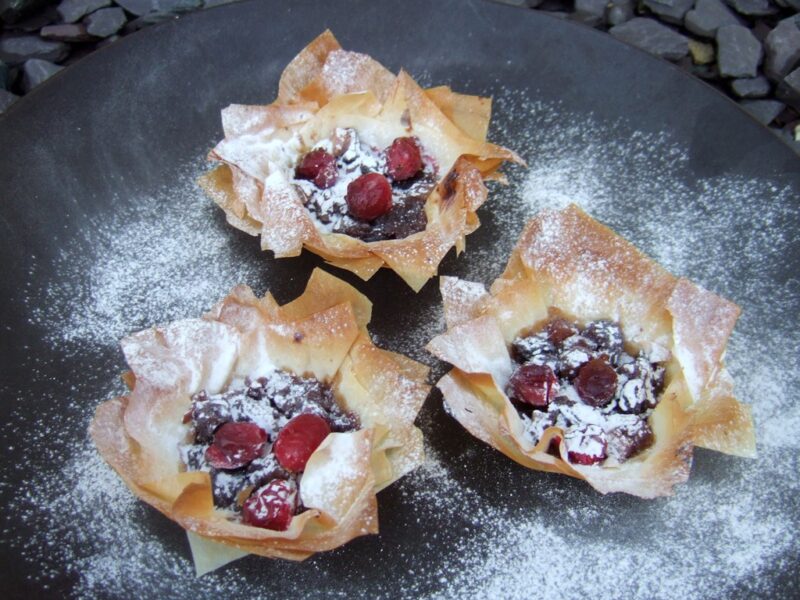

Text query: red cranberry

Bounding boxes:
[385,137,423,181]
[508,364,559,408]
[205,422,267,470]
[568,450,606,465]
[273,413,331,472]
[547,435,562,457]
[242,479,297,531]
[345,173,393,220]
[565,425,607,465]
[546,318,578,345]
[295,149,338,189]
[575,358,618,407]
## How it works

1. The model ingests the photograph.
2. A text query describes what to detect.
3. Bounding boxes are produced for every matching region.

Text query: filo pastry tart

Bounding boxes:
[90,269,429,573]
[199,30,521,292]
[426,205,755,498]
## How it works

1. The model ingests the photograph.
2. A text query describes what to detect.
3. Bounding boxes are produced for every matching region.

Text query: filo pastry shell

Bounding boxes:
[90,268,429,569]
[426,205,755,498]
[199,30,522,292]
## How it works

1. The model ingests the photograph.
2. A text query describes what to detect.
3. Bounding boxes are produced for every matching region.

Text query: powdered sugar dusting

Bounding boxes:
[4,91,799,598]
[300,433,360,514]
[23,163,262,347]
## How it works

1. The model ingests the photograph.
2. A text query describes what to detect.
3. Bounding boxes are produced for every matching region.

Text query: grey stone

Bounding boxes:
[607,0,634,26]
[203,0,237,6]
[0,35,69,65]
[777,67,800,111]
[723,0,778,15]
[113,0,153,14]
[21,58,62,92]
[0,87,18,112]
[731,75,771,97]
[0,59,8,89]
[764,18,800,82]
[85,7,127,37]
[57,0,111,23]
[573,0,607,26]
[740,99,785,124]
[685,0,741,39]
[716,25,762,78]
[494,0,529,6]
[152,0,201,13]
[40,23,96,42]
[610,18,690,61]
[641,0,694,24]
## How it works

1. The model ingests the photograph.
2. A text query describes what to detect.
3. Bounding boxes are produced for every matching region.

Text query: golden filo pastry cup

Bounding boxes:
[90,268,429,569]
[426,204,755,498]
[199,30,522,292]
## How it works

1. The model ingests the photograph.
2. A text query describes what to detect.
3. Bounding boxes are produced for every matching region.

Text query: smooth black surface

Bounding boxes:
[1,1,799,598]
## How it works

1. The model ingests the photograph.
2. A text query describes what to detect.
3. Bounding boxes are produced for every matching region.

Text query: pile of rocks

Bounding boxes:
[1,0,798,152]
[0,0,233,112]
[504,0,800,151]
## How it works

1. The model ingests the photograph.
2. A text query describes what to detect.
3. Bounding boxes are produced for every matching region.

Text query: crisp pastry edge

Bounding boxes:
[199,30,523,292]
[89,268,430,565]
[426,204,756,498]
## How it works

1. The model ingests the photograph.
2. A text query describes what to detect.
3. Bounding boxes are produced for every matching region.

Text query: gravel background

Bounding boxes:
[1,0,799,154]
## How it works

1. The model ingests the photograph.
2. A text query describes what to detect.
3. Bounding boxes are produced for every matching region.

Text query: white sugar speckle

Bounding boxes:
[24,164,261,347]
[4,91,798,598]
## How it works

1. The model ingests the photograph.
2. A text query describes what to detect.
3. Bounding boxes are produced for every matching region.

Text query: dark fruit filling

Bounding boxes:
[205,422,268,470]
[508,316,665,466]
[574,358,618,407]
[508,364,559,408]
[294,128,437,242]
[179,371,359,530]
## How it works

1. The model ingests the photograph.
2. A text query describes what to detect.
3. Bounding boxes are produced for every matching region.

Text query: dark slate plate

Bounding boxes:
[1,1,798,598]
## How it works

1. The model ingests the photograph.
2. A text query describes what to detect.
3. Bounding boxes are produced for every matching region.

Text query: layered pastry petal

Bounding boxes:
[199,30,522,291]
[90,269,429,568]
[426,204,755,498]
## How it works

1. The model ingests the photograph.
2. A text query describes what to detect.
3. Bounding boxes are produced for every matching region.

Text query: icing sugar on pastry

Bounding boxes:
[90,268,430,564]
[200,30,522,291]
[427,204,756,498]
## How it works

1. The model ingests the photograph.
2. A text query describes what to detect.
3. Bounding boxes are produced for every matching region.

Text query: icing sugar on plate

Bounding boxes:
[4,93,799,599]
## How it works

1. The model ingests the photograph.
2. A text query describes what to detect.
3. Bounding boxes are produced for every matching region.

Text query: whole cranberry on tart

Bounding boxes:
[295,149,338,189]
[274,413,332,473]
[346,173,393,221]
[385,137,423,181]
